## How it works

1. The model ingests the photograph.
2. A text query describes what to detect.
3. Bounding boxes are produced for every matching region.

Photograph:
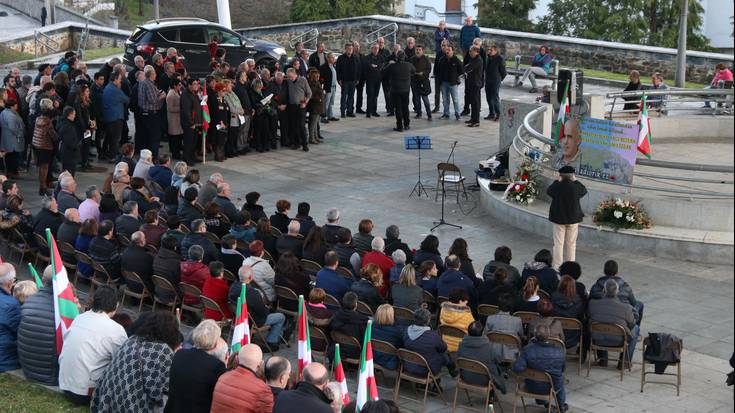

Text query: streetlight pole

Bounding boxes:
[216,0,232,29]
[153,0,160,20]
[675,0,688,87]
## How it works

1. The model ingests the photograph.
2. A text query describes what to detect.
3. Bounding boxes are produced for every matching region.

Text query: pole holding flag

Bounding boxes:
[201,81,210,165]
[231,283,250,353]
[46,228,79,356]
[333,343,350,405]
[28,263,43,289]
[297,294,312,380]
[356,320,378,411]
[554,81,571,145]
[636,93,653,159]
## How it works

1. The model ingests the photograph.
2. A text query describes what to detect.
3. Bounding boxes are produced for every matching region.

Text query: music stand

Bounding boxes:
[405,136,431,198]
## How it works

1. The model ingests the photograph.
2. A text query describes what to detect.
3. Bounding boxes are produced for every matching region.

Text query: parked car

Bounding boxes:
[123,18,287,77]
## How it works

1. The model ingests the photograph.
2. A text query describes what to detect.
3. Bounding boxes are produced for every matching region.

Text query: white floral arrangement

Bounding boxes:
[593,197,652,230]
[504,157,540,206]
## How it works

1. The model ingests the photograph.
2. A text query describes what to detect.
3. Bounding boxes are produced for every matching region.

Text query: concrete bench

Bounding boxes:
[507,55,560,90]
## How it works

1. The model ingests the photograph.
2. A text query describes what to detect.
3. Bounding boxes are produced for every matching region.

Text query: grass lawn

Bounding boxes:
[118,0,153,29]
[0,45,34,65]
[0,373,88,413]
[83,47,124,61]
[574,67,707,89]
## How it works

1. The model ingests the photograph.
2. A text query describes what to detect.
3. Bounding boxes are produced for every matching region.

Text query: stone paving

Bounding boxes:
[8,80,734,412]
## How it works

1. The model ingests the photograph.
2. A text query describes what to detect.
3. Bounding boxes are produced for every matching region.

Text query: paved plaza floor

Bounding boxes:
[10,80,734,412]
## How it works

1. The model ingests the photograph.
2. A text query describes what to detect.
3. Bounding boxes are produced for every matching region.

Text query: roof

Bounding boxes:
[138,18,233,32]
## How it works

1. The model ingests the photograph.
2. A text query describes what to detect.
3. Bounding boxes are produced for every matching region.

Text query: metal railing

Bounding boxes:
[512,106,734,199]
[34,30,60,58]
[605,88,734,118]
[77,18,90,59]
[365,23,398,46]
[288,28,319,52]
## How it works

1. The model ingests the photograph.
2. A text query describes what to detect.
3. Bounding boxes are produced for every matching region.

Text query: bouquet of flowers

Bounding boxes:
[504,158,540,205]
[593,198,652,230]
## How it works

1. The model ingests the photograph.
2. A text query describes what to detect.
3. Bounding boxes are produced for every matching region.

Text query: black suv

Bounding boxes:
[123,18,287,77]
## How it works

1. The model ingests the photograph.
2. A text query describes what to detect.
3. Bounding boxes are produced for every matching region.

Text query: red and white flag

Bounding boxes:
[297,294,312,379]
[231,283,250,353]
[356,320,378,411]
[46,228,79,356]
[333,343,350,405]
[637,93,653,159]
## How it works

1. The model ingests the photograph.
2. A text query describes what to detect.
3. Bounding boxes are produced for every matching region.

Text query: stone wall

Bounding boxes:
[0,0,106,26]
[237,15,734,84]
[2,21,129,57]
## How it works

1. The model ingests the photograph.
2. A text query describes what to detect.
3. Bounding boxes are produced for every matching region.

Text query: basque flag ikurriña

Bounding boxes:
[356,320,378,411]
[554,81,571,145]
[201,82,211,162]
[636,93,653,159]
[46,228,79,356]
[333,343,350,405]
[297,294,312,380]
[231,283,250,353]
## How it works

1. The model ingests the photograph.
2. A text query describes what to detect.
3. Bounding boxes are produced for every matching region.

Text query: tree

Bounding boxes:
[477,0,536,32]
[291,0,395,23]
[537,0,711,50]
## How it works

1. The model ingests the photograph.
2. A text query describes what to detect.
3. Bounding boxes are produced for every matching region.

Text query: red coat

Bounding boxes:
[202,277,232,320]
[210,366,274,413]
[180,261,209,305]
[362,251,396,296]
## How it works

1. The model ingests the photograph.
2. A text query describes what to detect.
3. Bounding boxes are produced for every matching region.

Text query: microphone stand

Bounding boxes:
[431,141,462,231]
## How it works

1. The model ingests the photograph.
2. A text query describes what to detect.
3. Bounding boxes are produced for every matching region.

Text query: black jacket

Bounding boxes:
[478,278,517,306]
[228,282,269,326]
[372,324,404,369]
[115,214,142,239]
[234,81,253,112]
[547,179,587,225]
[319,63,335,90]
[57,219,81,246]
[389,61,416,94]
[126,189,158,215]
[269,212,290,234]
[177,201,203,228]
[88,236,121,279]
[335,53,360,82]
[17,288,58,386]
[482,260,522,288]
[435,55,464,85]
[276,235,304,259]
[413,250,445,274]
[167,348,227,413]
[181,233,220,264]
[521,263,560,295]
[58,118,80,166]
[121,245,154,293]
[32,208,63,237]
[485,54,507,86]
[465,54,484,89]
[384,237,414,265]
[273,382,333,413]
[363,53,385,82]
[180,89,198,130]
[457,335,507,393]
[213,196,238,223]
[153,247,182,287]
[350,279,384,312]
[242,203,267,223]
[330,308,369,355]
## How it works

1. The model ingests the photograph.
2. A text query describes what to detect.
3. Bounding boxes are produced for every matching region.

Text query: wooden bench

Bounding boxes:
[506,55,560,90]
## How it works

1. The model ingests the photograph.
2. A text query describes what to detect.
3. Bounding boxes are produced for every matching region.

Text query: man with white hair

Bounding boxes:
[198,172,224,207]
[121,231,154,294]
[211,343,273,412]
[32,195,63,237]
[127,55,146,87]
[133,149,154,184]
[0,263,21,373]
[323,207,344,245]
[78,185,101,223]
[57,208,81,246]
[58,286,126,406]
[276,220,304,259]
[228,266,286,351]
[56,175,81,213]
[213,183,238,222]
[168,320,228,413]
[361,236,396,288]
[138,65,166,158]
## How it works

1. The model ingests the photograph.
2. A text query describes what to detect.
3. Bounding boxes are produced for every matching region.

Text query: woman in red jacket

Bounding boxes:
[180,245,210,305]
[202,261,232,320]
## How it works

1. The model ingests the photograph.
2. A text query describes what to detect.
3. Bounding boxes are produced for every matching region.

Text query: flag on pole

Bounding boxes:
[230,283,250,353]
[0,255,3,263]
[201,82,210,164]
[28,263,43,289]
[297,294,312,380]
[46,228,79,356]
[488,403,495,413]
[636,93,653,159]
[333,344,350,405]
[554,81,571,145]
[356,320,378,411]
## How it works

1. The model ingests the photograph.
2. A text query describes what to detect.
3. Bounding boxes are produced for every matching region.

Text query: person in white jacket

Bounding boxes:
[243,240,276,303]
[59,285,127,406]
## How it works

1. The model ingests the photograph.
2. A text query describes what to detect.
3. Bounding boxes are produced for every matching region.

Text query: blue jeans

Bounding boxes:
[325,87,336,119]
[340,81,356,115]
[526,376,565,407]
[441,82,460,116]
[265,312,286,344]
[597,324,640,363]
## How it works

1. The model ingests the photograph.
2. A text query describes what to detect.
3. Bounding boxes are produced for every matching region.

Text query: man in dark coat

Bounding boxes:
[57,209,82,246]
[180,79,201,165]
[88,220,122,281]
[437,255,477,301]
[275,221,304,259]
[484,45,507,121]
[329,292,369,358]
[457,321,507,393]
[181,219,220,264]
[115,201,143,239]
[17,266,59,386]
[403,308,456,377]
[410,45,432,120]
[464,46,484,127]
[589,260,644,324]
[121,231,155,293]
[513,324,567,412]
[364,44,384,118]
[588,279,639,369]
[434,46,464,120]
[335,43,360,118]
[546,162,587,269]
[388,51,415,132]
[315,252,353,300]
[177,187,204,228]
[272,363,333,413]
[33,197,64,237]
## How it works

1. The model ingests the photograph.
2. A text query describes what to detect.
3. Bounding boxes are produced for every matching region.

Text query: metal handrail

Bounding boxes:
[289,28,319,51]
[34,30,60,58]
[605,88,734,117]
[365,23,398,46]
[513,106,734,198]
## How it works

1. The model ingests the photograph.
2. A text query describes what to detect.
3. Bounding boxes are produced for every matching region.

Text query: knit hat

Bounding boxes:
[558,166,575,174]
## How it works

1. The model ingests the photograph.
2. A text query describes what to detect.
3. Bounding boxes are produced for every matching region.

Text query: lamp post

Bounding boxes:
[216,0,232,29]
[675,0,688,88]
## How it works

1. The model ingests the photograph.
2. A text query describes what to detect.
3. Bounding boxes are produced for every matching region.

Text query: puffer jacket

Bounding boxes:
[438,302,474,352]
[180,261,210,305]
[0,288,21,372]
[32,114,57,151]
[210,366,274,413]
[512,339,565,393]
[17,288,59,385]
[521,261,559,295]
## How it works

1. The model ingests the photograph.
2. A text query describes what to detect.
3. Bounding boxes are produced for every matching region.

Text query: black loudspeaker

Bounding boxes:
[557,69,584,105]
